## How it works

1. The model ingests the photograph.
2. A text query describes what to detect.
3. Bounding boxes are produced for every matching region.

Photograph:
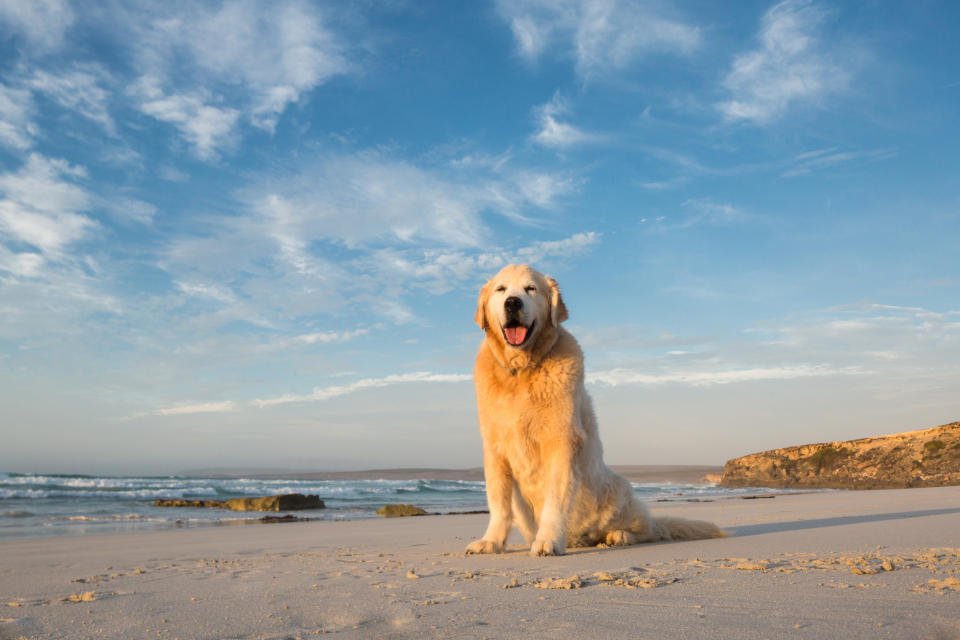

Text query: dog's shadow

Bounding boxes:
[722,506,960,538]
[494,505,960,556]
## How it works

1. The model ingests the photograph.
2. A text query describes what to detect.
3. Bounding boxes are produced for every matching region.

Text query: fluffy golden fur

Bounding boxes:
[466,264,726,557]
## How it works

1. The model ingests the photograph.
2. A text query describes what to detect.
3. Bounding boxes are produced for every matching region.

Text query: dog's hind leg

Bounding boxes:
[604,530,639,546]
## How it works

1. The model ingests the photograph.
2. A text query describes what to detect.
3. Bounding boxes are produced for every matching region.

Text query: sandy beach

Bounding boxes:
[3,486,960,639]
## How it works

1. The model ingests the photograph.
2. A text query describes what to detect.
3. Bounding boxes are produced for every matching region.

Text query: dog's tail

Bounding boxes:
[654,516,727,541]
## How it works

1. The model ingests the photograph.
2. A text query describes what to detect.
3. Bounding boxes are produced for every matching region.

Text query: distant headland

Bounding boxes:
[720,421,960,489]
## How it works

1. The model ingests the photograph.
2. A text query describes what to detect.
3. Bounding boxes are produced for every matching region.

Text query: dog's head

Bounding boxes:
[475,264,567,353]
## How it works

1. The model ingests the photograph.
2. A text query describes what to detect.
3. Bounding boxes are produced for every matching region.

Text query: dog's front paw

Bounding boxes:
[530,538,564,557]
[465,538,503,555]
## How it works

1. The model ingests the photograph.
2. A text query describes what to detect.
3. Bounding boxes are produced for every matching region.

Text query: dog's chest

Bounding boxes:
[480,371,570,468]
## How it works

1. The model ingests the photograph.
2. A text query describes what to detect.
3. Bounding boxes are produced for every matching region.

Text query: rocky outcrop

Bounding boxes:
[720,422,960,489]
[155,493,324,511]
[376,504,428,517]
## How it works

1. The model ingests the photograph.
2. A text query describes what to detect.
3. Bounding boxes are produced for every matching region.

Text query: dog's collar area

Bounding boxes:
[502,320,535,347]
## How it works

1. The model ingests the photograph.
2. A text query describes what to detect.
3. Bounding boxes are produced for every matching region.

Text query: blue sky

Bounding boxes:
[1,0,958,475]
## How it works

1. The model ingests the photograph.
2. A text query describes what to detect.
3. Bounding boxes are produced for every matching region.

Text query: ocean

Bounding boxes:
[0,472,805,539]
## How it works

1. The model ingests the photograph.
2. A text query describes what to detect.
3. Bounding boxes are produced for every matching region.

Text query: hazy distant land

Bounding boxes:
[180,464,724,484]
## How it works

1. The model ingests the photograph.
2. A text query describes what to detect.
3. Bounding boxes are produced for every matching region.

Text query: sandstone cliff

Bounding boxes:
[720,422,960,489]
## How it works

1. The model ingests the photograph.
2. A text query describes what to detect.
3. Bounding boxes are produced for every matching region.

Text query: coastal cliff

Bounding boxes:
[720,422,960,489]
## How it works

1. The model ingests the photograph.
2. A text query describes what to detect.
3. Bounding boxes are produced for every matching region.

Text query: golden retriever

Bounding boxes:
[466,264,725,556]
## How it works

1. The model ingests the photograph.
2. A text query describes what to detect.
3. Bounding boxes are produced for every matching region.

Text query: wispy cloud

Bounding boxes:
[239,150,579,251]
[781,147,897,177]
[0,83,35,150]
[155,148,585,331]
[0,0,74,52]
[175,281,238,305]
[679,199,755,227]
[0,153,94,260]
[25,65,116,135]
[360,231,601,297]
[717,0,849,123]
[123,1,351,156]
[252,372,472,408]
[531,94,603,148]
[129,77,240,160]
[294,328,369,345]
[589,364,864,387]
[156,401,236,416]
[496,0,700,78]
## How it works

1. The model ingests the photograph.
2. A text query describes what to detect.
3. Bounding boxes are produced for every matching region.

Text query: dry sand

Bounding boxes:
[3,486,960,639]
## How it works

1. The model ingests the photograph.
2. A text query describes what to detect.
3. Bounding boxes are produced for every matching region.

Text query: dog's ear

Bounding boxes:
[546,276,568,326]
[474,281,491,330]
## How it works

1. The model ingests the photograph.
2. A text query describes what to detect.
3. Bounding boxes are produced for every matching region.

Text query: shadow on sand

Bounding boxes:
[726,507,960,538]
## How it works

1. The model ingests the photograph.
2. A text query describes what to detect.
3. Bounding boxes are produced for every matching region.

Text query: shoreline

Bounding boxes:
[3,485,959,639]
[173,464,725,484]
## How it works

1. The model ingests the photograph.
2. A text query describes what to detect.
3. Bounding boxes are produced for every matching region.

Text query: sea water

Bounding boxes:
[0,472,810,539]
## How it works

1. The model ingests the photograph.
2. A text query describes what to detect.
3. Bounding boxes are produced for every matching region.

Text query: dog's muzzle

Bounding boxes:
[502,296,533,346]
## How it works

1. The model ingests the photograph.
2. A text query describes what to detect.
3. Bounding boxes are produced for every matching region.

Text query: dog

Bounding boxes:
[466,264,726,556]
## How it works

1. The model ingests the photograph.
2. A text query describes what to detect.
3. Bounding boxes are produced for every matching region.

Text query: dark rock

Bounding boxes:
[375,504,428,517]
[257,514,308,523]
[155,493,324,511]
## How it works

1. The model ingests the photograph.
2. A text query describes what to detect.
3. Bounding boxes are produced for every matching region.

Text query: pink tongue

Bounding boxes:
[505,326,527,345]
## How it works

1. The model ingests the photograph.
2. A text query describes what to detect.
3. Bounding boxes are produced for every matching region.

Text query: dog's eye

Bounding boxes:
[524,285,536,293]
[495,285,506,292]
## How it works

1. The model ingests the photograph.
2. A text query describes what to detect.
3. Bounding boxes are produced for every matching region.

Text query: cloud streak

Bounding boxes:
[496,0,700,78]
[588,364,865,387]
[124,1,351,157]
[251,372,473,408]
[717,0,848,123]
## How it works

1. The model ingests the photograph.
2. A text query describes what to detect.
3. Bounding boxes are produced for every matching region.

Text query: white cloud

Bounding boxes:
[0,0,74,51]
[360,231,601,296]
[531,94,603,148]
[130,76,240,160]
[175,281,237,304]
[679,199,754,227]
[246,151,577,251]
[782,147,898,177]
[26,65,116,134]
[295,328,369,345]
[0,245,44,277]
[588,364,864,387]
[251,372,472,408]
[155,149,584,331]
[515,231,601,264]
[99,196,157,226]
[717,0,848,123]
[123,0,349,155]
[496,0,700,78]
[0,153,94,258]
[156,401,236,416]
[0,83,35,150]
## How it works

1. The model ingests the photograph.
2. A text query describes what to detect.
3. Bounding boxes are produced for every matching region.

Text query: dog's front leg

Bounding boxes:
[530,448,577,556]
[465,449,512,554]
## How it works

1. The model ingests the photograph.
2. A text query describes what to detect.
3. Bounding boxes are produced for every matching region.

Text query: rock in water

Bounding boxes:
[720,422,960,489]
[223,494,324,511]
[155,493,324,511]
[376,504,428,517]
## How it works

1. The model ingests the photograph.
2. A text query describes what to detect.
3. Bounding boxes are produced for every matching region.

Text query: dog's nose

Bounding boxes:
[504,296,523,313]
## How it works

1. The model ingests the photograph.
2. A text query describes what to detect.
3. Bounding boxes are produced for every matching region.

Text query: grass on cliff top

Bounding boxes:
[805,446,853,470]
